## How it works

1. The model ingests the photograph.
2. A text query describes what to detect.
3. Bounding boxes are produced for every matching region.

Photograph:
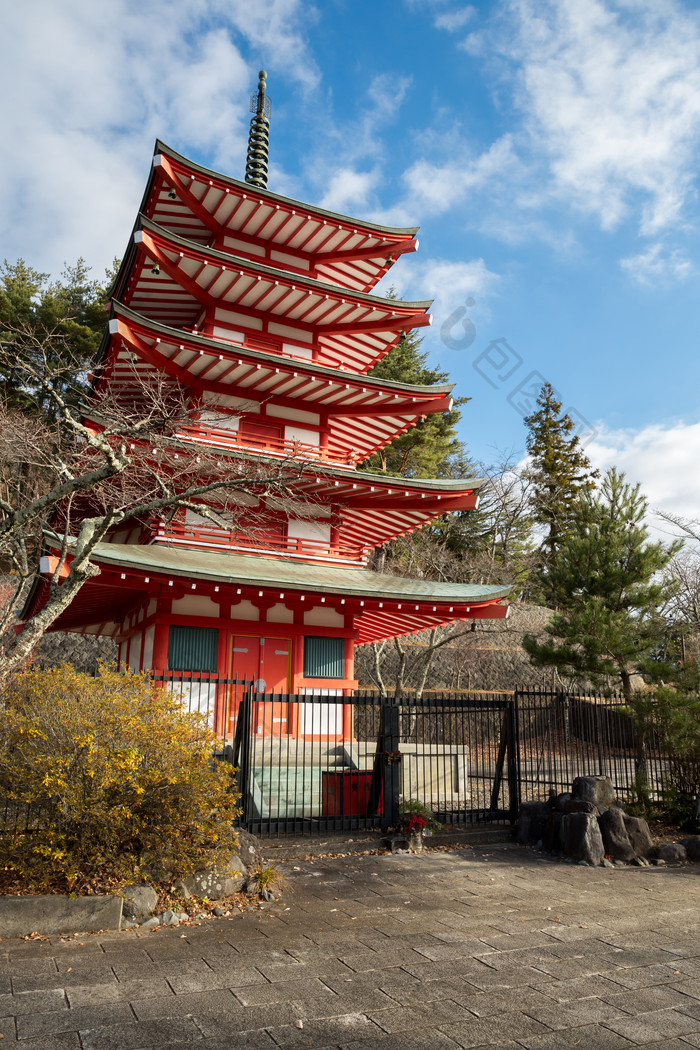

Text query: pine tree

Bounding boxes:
[362,324,466,479]
[0,258,115,419]
[523,383,597,568]
[523,469,682,704]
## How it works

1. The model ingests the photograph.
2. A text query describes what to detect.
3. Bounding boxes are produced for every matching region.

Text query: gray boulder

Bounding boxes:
[552,792,571,812]
[517,802,550,846]
[623,815,654,857]
[564,800,600,815]
[542,810,563,852]
[599,806,636,863]
[571,775,615,812]
[182,854,247,900]
[658,843,687,863]
[182,871,239,900]
[121,884,158,922]
[560,812,605,866]
[682,835,700,861]
[236,829,265,870]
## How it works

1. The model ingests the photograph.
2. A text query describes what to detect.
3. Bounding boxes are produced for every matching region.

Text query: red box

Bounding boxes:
[321,771,383,816]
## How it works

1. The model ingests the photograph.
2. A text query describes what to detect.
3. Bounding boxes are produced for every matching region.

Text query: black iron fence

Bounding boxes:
[514,687,676,804]
[231,690,518,836]
[1,677,688,842]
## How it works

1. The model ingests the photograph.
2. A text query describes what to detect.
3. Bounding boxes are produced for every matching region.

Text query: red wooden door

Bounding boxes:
[229,636,291,735]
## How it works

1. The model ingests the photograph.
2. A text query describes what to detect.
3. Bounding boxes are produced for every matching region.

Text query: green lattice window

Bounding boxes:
[303,636,344,679]
[168,626,219,672]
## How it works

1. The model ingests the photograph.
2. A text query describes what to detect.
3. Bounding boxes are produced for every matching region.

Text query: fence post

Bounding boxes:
[383,697,401,830]
[234,685,253,826]
[507,697,520,823]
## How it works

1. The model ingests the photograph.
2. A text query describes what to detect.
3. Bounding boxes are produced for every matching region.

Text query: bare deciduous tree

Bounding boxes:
[0,324,309,691]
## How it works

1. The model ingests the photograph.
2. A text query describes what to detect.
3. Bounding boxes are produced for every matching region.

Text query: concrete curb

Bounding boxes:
[0,894,123,937]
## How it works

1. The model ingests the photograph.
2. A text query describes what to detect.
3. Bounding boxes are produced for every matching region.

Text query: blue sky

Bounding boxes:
[2,0,700,526]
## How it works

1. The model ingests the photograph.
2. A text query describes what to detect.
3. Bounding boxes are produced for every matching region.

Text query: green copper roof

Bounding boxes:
[108,301,453,398]
[93,542,509,605]
[154,139,420,238]
[137,215,433,312]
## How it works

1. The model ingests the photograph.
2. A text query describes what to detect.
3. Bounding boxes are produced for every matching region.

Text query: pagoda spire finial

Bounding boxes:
[245,70,271,190]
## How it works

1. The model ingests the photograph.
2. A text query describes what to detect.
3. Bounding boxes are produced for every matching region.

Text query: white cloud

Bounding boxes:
[620,242,694,284]
[503,0,700,236]
[319,169,379,213]
[586,419,700,534]
[434,6,476,32]
[373,136,520,228]
[0,0,316,278]
[379,257,500,353]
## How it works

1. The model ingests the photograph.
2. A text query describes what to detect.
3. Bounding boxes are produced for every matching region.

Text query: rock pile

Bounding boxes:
[120,829,268,929]
[518,775,700,867]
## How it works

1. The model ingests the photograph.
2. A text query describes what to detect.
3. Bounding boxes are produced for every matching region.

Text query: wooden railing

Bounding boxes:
[176,424,359,468]
[152,520,367,563]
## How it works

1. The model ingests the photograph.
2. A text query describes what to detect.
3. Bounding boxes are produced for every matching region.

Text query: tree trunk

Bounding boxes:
[622,668,649,807]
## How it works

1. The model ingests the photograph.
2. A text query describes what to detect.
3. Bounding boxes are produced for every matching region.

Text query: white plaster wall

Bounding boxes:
[303,607,344,628]
[267,404,320,425]
[171,595,220,617]
[284,425,319,446]
[267,603,294,623]
[230,600,260,621]
[142,625,155,670]
[128,631,142,672]
[268,322,312,343]
[288,519,331,543]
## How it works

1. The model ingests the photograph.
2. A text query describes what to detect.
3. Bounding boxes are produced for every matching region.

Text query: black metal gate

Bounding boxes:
[233,691,518,837]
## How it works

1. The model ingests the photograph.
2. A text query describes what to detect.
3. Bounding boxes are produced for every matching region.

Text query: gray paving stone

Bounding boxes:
[12,966,117,993]
[131,987,241,1020]
[16,1001,134,1039]
[452,986,558,1017]
[518,1024,636,1048]
[266,1013,383,1047]
[440,1008,550,1047]
[604,962,697,988]
[79,1016,203,1049]
[603,1007,700,1043]
[166,968,265,994]
[537,974,626,1001]
[195,1000,304,1033]
[233,976,335,1007]
[156,1034,278,1050]
[522,995,625,1029]
[1,1033,83,1050]
[0,847,699,1049]
[339,1032,464,1050]
[600,984,698,1013]
[66,976,173,1008]
[369,999,472,1032]
[0,987,67,1015]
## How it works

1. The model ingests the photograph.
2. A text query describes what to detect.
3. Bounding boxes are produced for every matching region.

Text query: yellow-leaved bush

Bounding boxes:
[0,665,241,891]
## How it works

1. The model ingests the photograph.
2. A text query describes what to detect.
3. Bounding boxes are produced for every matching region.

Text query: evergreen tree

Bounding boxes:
[0,258,115,419]
[523,469,682,706]
[523,383,597,570]
[361,323,466,478]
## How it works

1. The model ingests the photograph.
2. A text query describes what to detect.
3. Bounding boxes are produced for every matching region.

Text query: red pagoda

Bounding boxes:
[33,72,508,732]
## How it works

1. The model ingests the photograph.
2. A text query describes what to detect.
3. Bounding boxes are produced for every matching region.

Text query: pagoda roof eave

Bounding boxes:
[154,139,420,239]
[88,541,511,605]
[134,215,433,313]
[213,446,485,495]
[107,301,454,399]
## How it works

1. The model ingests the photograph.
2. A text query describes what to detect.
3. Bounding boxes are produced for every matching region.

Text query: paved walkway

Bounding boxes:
[2,843,700,1049]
